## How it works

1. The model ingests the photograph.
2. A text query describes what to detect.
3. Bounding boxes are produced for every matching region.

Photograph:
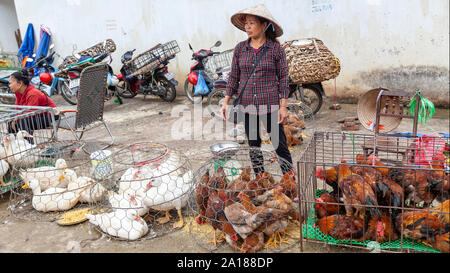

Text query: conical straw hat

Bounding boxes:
[231,3,283,37]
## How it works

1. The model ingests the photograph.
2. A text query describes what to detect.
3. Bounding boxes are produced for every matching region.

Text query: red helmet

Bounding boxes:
[188,72,198,85]
[39,72,52,84]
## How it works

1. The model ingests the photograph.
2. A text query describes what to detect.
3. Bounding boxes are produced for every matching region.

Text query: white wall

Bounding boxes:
[0,0,20,52]
[13,0,450,105]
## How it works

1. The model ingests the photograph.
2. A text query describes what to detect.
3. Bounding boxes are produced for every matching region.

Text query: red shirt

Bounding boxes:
[15,84,56,108]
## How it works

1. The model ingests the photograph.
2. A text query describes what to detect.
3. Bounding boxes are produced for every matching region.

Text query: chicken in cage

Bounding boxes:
[299,131,449,253]
[187,147,303,253]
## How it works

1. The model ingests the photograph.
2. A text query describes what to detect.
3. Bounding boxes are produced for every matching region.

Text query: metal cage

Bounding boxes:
[298,131,449,253]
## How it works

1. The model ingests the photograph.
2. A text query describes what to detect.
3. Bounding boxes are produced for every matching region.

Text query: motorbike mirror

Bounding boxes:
[49,44,55,50]
[32,53,36,58]
[214,41,222,48]
[189,43,193,51]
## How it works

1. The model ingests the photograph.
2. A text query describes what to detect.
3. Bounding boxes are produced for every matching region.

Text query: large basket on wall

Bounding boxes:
[282,38,341,84]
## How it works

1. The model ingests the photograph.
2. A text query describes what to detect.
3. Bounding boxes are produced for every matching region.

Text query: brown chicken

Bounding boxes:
[209,166,228,191]
[279,169,298,200]
[429,232,450,253]
[195,169,210,225]
[430,199,450,227]
[238,190,293,248]
[395,210,443,241]
[366,155,390,177]
[284,127,295,148]
[338,159,381,219]
[316,214,365,241]
[375,177,404,213]
[205,190,239,245]
[226,166,252,200]
[314,191,342,219]
[240,231,265,253]
[364,214,399,243]
[315,166,339,196]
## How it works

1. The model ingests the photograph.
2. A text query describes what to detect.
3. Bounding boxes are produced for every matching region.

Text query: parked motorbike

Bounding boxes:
[184,40,223,103]
[206,78,324,120]
[0,70,16,104]
[60,51,122,105]
[28,46,71,99]
[116,47,178,102]
[0,44,70,104]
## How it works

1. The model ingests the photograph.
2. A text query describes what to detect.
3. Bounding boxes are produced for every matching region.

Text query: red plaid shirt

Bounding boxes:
[226,38,289,115]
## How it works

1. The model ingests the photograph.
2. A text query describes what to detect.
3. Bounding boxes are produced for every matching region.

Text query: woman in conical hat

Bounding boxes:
[222,4,293,175]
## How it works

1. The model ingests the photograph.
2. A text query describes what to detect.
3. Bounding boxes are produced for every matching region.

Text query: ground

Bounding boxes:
[0,91,448,253]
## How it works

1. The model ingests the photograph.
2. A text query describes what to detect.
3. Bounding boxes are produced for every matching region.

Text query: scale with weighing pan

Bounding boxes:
[209,141,242,183]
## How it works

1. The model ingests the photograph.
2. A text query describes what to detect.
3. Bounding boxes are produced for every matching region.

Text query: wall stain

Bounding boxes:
[335,65,449,107]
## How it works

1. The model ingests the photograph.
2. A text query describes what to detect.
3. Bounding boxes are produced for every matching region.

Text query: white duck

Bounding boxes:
[0,159,11,187]
[19,158,68,191]
[24,178,84,212]
[68,176,107,203]
[4,132,38,168]
[140,170,193,229]
[118,165,154,195]
[85,209,149,241]
[108,188,149,216]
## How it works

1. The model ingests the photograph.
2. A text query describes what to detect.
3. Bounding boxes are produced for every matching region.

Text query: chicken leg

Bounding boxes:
[208,229,224,246]
[0,177,11,187]
[264,231,290,248]
[173,209,184,229]
[157,210,171,224]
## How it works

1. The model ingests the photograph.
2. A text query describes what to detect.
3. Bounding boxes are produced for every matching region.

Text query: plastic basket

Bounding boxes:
[203,49,234,78]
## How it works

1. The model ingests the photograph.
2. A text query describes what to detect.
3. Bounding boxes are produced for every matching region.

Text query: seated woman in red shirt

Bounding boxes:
[8,69,59,140]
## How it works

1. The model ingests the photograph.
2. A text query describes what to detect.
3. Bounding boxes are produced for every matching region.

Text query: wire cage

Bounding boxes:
[203,49,234,79]
[1,105,59,195]
[83,143,194,241]
[298,131,450,253]
[58,39,117,70]
[122,40,180,77]
[186,146,303,253]
[7,140,110,223]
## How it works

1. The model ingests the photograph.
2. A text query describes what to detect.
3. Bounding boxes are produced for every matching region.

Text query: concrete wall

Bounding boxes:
[12,0,450,106]
[0,0,20,52]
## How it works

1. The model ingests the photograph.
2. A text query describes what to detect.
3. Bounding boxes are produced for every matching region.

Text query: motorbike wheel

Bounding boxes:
[59,80,78,105]
[0,83,15,104]
[184,78,203,104]
[117,81,137,98]
[206,88,229,120]
[290,84,323,118]
[158,78,177,102]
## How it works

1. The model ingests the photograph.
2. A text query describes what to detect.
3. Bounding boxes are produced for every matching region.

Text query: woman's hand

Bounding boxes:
[278,106,288,124]
[221,96,231,121]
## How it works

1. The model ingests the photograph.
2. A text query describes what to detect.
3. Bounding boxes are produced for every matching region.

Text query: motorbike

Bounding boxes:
[116,47,178,103]
[60,51,122,105]
[206,77,325,120]
[0,44,70,104]
[184,40,223,104]
[0,70,16,104]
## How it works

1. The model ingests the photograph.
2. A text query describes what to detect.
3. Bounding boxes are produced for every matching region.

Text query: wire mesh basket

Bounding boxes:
[186,147,303,253]
[7,140,109,223]
[122,40,180,77]
[83,143,194,241]
[298,131,449,253]
[1,105,59,195]
[58,39,116,70]
[203,49,234,79]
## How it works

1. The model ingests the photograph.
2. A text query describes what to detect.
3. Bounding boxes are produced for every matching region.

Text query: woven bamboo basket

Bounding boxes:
[282,38,340,84]
[357,88,404,133]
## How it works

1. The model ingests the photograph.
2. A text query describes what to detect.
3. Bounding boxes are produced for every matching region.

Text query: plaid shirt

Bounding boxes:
[226,38,289,115]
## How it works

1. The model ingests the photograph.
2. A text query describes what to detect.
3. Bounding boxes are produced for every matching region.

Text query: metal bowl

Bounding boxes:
[209,141,240,158]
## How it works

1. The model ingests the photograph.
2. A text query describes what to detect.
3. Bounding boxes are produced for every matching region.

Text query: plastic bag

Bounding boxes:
[408,134,446,166]
[194,73,210,96]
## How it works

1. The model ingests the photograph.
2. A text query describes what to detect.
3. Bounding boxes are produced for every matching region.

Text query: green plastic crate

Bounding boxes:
[301,190,440,253]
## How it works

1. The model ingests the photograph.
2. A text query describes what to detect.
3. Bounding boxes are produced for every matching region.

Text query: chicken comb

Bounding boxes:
[315,168,323,178]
